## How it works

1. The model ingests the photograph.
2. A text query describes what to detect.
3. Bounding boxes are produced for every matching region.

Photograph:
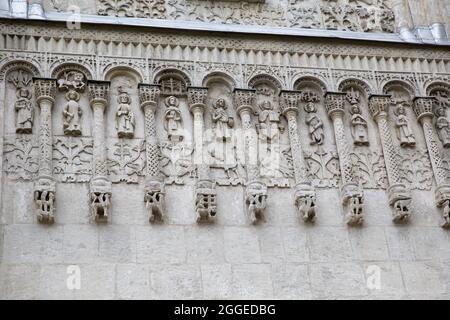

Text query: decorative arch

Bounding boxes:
[382,80,415,100]
[248,74,282,93]
[293,75,328,95]
[50,63,93,80]
[153,68,192,86]
[202,71,236,90]
[338,78,373,97]
[104,66,143,83]
[425,80,450,96]
[0,59,41,81]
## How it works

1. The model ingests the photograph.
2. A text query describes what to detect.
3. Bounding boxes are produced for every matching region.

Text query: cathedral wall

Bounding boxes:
[0,20,450,300]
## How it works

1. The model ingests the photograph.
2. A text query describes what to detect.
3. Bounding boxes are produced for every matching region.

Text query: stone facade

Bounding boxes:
[1,1,450,300]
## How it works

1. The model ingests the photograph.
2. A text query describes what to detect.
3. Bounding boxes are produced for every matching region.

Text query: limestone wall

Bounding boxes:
[0,20,450,299]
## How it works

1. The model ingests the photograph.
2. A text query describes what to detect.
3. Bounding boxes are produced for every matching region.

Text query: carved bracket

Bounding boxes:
[294,183,316,222]
[341,182,364,226]
[245,181,267,224]
[388,183,412,223]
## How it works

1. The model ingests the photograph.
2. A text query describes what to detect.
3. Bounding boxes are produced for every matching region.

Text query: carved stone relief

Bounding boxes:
[53,137,93,183]
[8,70,34,134]
[3,136,39,180]
[115,88,136,139]
[107,139,146,184]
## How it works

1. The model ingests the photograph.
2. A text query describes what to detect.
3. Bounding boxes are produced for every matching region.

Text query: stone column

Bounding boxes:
[33,78,57,224]
[139,84,165,223]
[234,88,267,224]
[280,90,316,222]
[413,97,450,228]
[88,81,111,223]
[325,92,364,225]
[188,87,217,223]
[369,95,412,223]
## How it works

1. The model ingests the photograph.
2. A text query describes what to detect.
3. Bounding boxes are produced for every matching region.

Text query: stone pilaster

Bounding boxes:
[33,78,57,224]
[139,84,165,223]
[280,90,316,222]
[188,87,217,223]
[88,80,111,223]
[325,92,364,225]
[413,96,450,228]
[234,88,267,224]
[369,94,412,223]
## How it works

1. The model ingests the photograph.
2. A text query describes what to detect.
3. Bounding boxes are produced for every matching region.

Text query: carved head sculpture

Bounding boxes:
[165,95,180,108]
[435,105,447,118]
[16,87,32,100]
[66,90,80,102]
[259,100,273,111]
[350,104,362,115]
[215,98,226,109]
[304,101,317,113]
[394,104,407,116]
[117,89,131,104]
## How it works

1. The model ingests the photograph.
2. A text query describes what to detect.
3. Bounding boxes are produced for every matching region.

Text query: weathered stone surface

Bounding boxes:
[1,2,450,300]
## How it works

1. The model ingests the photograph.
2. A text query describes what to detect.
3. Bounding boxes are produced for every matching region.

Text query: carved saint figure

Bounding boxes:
[394,104,416,147]
[304,102,324,145]
[115,90,135,138]
[350,105,369,146]
[211,98,234,142]
[164,95,184,142]
[63,90,82,136]
[442,200,450,228]
[14,87,34,134]
[435,106,450,148]
[257,100,283,143]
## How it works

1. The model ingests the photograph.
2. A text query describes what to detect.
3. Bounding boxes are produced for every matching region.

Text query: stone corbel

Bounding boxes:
[369,95,412,223]
[88,80,111,223]
[139,84,165,223]
[325,92,364,225]
[279,90,316,222]
[33,77,57,224]
[188,87,217,223]
[234,88,267,224]
[413,96,450,228]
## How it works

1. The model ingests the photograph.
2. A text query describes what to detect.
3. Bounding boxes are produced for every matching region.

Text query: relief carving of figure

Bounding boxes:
[63,90,82,136]
[14,87,34,134]
[304,100,324,146]
[164,95,184,142]
[394,104,416,147]
[435,106,450,148]
[115,89,135,138]
[211,98,234,142]
[350,105,369,146]
[256,100,283,143]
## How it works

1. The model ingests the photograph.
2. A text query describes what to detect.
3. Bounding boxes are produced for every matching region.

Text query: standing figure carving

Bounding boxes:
[303,92,324,146]
[394,103,416,147]
[212,98,234,142]
[14,87,34,134]
[164,95,184,142]
[115,88,135,138]
[63,90,83,136]
[256,100,283,144]
[347,90,369,146]
[435,105,450,148]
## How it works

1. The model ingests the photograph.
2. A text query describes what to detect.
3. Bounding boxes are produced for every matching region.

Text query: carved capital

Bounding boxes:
[279,90,302,116]
[340,182,364,226]
[324,92,346,118]
[89,177,112,223]
[413,96,436,123]
[33,78,57,105]
[87,80,110,109]
[34,176,56,224]
[369,94,392,120]
[234,88,256,116]
[139,83,161,111]
[188,87,208,113]
[245,181,267,225]
[294,183,316,222]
